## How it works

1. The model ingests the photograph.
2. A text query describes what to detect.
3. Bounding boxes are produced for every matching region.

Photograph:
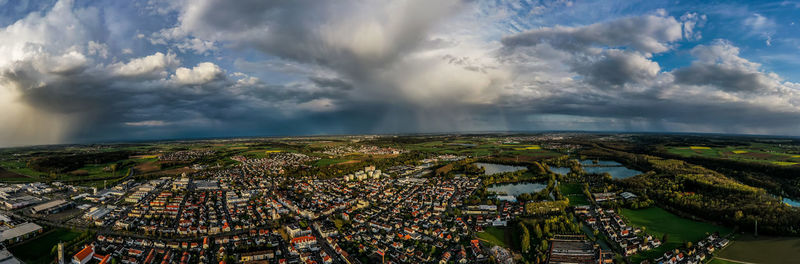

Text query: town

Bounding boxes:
[0,134,796,264]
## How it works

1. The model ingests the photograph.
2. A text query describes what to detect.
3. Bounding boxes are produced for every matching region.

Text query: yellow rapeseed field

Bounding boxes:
[513,145,541,150]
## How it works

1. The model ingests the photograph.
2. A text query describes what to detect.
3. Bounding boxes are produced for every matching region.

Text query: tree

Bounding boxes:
[519,223,531,253]
[734,210,744,221]
[534,224,543,239]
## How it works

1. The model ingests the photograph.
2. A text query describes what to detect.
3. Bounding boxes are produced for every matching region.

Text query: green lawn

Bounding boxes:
[620,207,732,263]
[559,183,590,206]
[476,226,511,248]
[9,228,82,264]
[716,235,800,263]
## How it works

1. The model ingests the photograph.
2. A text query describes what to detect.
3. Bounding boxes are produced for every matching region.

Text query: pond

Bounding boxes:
[784,197,800,207]
[549,166,571,175]
[549,159,642,179]
[579,159,623,166]
[475,162,527,175]
[487,181,547,197]
[583,166,642,179]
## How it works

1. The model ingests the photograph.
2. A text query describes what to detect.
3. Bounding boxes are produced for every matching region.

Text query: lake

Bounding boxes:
[487,181,547,197]
[475,162,527,175]
[579,159,623,166]
[784,197,800,207]
[549,160,642,179]
[549,166,571,175]
[583,166,642,179]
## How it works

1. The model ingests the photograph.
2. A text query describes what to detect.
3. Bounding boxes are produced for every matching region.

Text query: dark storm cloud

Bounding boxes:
[673,64,772,92]
[501,13,683,54]
[3,0,800,147]
[498,18,800,134]
[308,77,354,91]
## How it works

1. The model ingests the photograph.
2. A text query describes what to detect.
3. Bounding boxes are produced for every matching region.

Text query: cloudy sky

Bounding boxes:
[2,0,800,147]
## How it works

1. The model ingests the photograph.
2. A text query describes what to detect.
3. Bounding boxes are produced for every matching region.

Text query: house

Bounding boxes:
[619,192,637,201]
[592,192,616,202]
[72,245,94,264]
[291,236,317,250]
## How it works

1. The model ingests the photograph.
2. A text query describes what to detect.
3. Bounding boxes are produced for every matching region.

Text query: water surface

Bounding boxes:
[550,160,642,179]
[475,162,527,175]
[784,197,800,207]
[549,166,571,175]
[487,182,547,197]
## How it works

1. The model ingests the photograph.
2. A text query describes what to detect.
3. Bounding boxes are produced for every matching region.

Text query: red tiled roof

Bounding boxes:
[73,245,94,262]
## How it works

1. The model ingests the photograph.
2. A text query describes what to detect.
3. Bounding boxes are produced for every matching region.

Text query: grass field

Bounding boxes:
[559,183,590,206]
[476,226,513,248]
[9,228,82,264]
[0,160,43,179]
[715,235,800,263]
[708,258,742,264]
[620,207,732,263]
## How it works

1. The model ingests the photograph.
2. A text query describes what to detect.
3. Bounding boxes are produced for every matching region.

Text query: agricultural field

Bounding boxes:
[403,140,560,160]
[315,158,358,166]
[664,144,800,166]
[714,235,800,263]
[620,207,732,263]
[0,160,44,179]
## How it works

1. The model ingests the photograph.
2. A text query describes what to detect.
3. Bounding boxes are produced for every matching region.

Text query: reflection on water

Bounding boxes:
[784,197,800,207]
[549,167,571,175]
[549,160,642,179]
[487,182,547,197]
[475,162,527,175]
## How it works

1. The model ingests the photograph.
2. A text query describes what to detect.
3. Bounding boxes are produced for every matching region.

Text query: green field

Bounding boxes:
[559,183,590,206]
[404,140,559,159]
[620,207,732,263]
[665,144,800,166]
[715,235,800,264]
[476,226,512,248]
[708,258,742,264]
[0,160,43,180]
[9,228,82,264]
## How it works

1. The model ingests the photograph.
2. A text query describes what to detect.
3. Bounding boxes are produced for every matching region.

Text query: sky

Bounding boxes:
[2,0,800,147]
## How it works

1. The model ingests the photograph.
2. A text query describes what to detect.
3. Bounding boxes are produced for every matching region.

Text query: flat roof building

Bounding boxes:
[0,223,42,243]
[547,235,606,264]
[31,199,71,215]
